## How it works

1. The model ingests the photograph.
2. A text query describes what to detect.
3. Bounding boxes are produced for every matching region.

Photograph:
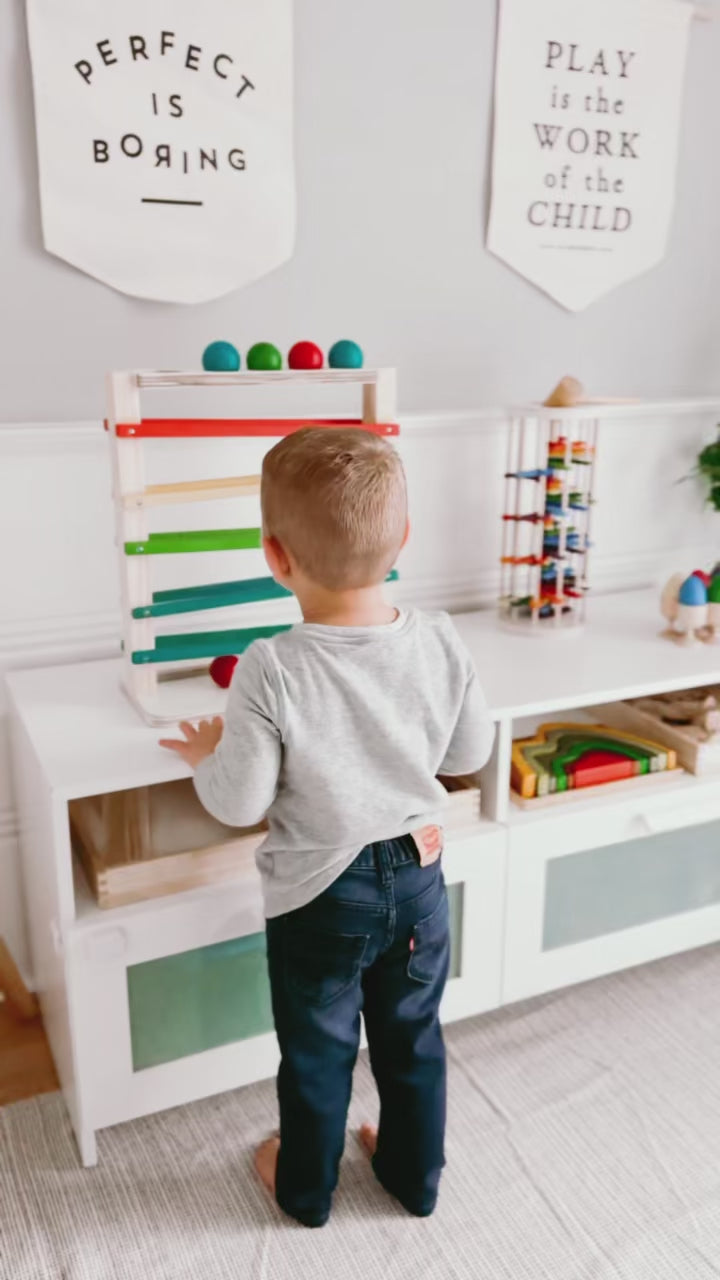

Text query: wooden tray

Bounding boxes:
[589,697,720,776]
[71,775,483,910]
[510,766,686,810]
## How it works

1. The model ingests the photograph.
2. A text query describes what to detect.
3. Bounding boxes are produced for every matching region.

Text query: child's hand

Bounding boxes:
[159,718,224,768]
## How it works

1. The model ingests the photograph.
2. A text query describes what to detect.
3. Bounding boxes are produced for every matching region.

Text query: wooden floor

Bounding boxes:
[0,999,58,1107]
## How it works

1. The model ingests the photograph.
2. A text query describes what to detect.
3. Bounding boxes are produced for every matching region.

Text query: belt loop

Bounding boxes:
[375,841,393,886]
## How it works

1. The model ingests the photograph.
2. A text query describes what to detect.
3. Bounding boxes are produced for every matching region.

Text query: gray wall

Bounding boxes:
[3,0,720,422]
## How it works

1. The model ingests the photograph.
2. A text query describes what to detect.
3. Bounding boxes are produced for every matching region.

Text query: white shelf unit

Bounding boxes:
[452,591,720,1005]
[7,587,720,1167]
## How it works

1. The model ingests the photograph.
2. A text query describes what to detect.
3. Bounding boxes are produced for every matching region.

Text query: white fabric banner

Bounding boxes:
[26,0,295,304]
[487,0,691,311]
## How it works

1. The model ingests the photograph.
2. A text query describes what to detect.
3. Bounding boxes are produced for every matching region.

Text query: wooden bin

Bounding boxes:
[71,775,483,910]
[70,781,265,910]
[590,696,720,776]
[439,773,483,829]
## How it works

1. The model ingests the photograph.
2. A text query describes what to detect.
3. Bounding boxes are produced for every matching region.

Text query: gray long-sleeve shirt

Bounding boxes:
[193,609,495,917]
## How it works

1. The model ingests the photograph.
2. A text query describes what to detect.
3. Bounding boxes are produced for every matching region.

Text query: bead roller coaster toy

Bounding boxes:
[499,376,636,631]
[107,340,399,726]
[500,377,601,630]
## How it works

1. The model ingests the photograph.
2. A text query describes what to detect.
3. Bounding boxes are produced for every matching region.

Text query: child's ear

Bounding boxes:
[263,535,292,582]
[400,518,410,551]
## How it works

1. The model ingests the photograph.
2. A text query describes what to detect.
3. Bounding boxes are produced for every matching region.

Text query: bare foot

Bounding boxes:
[254,1136,280,1198]
[358,1123,378,1158]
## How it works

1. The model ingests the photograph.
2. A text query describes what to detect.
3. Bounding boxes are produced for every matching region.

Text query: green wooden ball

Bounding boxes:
[247,342,282,371]
[202,341,240,371]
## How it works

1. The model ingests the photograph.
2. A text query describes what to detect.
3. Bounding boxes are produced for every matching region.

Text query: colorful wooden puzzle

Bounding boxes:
[511,722,678,801]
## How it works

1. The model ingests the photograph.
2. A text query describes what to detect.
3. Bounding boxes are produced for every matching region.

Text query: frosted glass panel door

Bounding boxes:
[128,932,273,1071]
[544,820,720,950]
[504,818,720,1004]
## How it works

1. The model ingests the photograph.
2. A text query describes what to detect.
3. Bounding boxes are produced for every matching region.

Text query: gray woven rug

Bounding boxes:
[3,945,720,1280]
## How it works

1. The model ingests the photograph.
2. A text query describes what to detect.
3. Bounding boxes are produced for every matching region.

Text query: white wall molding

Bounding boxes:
[0,553,688,675]
[0,804,19,844]
[0,420,106,454]
[0,610,121,661]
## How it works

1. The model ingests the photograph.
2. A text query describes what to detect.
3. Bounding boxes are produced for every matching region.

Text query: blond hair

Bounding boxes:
[261,427,407,590]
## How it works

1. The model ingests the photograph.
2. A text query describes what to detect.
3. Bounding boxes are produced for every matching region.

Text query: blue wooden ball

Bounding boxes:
[678,574,707,607]
[202,341,241,372]
[328,339,363,369]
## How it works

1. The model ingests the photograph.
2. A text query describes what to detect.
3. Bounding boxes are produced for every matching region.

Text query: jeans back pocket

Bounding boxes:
[286,924,368,1007]
[407,891,450,985]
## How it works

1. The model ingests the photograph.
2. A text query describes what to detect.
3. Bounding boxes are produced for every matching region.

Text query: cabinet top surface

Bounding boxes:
[453,589,720,716]
[6,589,720,797]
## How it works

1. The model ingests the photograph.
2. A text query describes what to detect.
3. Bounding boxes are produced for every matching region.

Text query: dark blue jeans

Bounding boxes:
[265,834,450,1228]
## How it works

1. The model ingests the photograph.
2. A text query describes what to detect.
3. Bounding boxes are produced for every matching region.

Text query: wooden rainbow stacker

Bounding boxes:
[511,721,678,806]
[107,367,399,725]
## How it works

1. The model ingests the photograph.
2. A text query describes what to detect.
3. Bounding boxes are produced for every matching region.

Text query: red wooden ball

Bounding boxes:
[692,569,712,588]
[209,654,238,689]
[288,341,323,370]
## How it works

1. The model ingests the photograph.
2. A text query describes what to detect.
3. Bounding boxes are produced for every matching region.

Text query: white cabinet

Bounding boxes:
[8,593,720,1168]
[503,782,720,1003]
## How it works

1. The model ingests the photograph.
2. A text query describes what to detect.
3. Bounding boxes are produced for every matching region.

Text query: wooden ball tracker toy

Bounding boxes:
[107,358,398,724]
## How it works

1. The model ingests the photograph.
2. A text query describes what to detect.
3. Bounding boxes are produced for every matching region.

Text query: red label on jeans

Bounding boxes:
[411,824,443,866]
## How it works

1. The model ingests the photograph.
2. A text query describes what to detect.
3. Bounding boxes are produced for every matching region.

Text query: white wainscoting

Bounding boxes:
[2,403,719,978]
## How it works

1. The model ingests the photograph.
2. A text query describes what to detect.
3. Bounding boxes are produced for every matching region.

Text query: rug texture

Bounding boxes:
[3,946,720,1279]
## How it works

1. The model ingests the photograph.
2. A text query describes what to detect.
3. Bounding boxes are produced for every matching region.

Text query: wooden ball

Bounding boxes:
[247,343,282,371]
[202,341,240,372]
[209,655,238,688]
[288,341,323,370]
[328,339,363,369]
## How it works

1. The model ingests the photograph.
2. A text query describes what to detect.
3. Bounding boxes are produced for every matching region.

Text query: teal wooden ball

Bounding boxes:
[202,341,240,372]
[328,339,363,369]
[247,342,282,371]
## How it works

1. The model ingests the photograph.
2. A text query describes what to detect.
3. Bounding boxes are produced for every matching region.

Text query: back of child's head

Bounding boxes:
[261,427,407,590]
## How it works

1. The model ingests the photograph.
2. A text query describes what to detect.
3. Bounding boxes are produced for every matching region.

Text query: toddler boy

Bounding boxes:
[160,427,494,1227]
